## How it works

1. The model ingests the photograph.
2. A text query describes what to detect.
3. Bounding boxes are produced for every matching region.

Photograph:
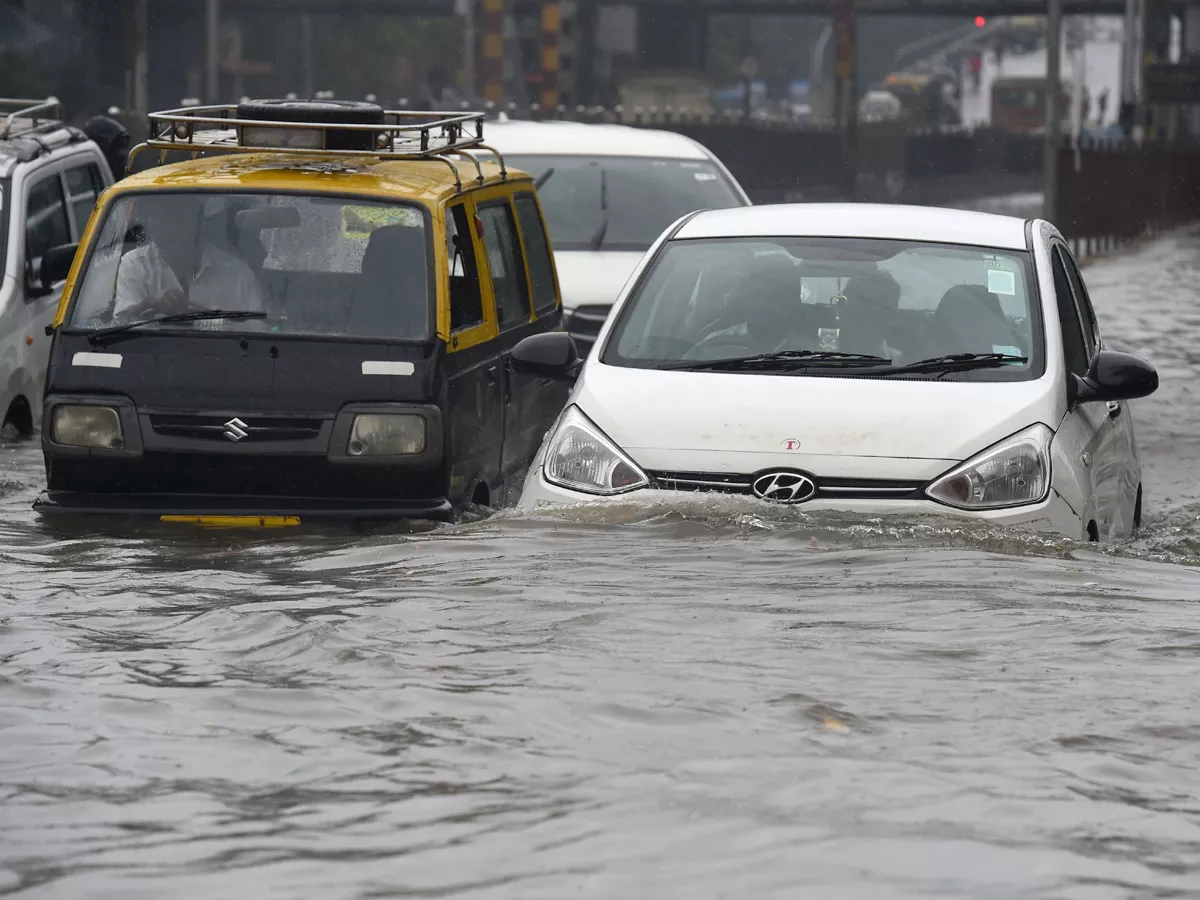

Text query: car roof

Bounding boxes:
[675,203,1031,251]
[481,120,712,160]
[0,125,90,177]
[113,153,523,204]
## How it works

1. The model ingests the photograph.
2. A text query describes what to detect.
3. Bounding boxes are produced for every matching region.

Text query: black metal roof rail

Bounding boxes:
[0,97,64,139]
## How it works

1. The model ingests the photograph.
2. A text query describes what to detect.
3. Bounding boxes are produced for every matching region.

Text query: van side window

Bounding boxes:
[25,173,71,273]
[446,204,484,331]
[1052,247,1089,376]
[513,194,557,315]
[478,202,531,329]
[64,163,104,237]
[1057,247,1101,356]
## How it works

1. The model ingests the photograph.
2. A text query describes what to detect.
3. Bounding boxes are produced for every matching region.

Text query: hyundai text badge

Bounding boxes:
[223,417,250,443]
[752,471,817,504]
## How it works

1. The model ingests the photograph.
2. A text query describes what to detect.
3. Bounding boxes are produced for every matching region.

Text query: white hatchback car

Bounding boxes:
[511,204,1158,541]
[481,120,750,354]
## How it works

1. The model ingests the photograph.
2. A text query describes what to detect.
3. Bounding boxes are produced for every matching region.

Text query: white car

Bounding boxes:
[511,204,1158,541]
[1,99,113,441]
[481,120,750,353]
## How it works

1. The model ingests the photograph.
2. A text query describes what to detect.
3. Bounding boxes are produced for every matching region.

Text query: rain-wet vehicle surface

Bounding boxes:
[515,204,1159,541]
[33,100,571,525]
[0,98,113,443]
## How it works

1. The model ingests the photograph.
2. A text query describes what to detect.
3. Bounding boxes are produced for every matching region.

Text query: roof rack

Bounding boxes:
[135,104,507,191]
[0,97,63,139]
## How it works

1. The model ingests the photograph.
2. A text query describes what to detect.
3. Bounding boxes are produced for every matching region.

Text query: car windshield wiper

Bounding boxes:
[87,310,267,344]
[662,350,892,372]
[874,352,1028,377]
[589,166,608,251]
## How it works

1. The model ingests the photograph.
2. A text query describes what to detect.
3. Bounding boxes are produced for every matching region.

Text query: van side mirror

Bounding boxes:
[511,331,581,381]
[39,243,80,291]
[1076,349,1158,404]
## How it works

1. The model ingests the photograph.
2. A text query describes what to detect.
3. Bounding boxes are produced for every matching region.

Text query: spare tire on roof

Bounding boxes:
[236,99,385,125]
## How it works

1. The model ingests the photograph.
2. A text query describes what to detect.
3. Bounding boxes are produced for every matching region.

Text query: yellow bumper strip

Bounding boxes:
[160,515,301,528]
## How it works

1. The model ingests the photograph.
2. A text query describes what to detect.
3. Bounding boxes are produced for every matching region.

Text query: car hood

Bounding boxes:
[573,364,1061,480]
[554,251,646,310]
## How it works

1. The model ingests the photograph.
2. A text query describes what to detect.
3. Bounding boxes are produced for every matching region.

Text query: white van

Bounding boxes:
[510,204,1158,542]
[1,99,113,440]
[482,120,750,353]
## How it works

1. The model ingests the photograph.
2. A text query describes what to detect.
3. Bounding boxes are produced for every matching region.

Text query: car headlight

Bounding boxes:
[347,414,426,457]
[52,405,124,449]
[542,406,649,495]
[926,424,1053,510]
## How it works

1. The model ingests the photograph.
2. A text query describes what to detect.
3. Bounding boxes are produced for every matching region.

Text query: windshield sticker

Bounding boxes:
[342,205,422,238]
[992,345,1023,360]
[694,172,719,182]
[987,269,1017,295]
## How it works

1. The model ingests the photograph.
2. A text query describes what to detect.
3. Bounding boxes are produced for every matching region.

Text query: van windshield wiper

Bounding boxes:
[662,350,892,372]
[87,310,267,344]
[874,352,1028,377]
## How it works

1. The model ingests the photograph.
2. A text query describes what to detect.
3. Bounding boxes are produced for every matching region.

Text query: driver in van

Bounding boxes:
[113,196,266,321]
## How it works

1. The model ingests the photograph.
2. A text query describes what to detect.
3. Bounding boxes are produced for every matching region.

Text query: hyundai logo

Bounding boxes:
[223,417,250,443]
[752,471,817,504]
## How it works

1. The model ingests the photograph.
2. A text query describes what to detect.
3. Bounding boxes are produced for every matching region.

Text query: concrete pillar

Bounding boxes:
[540,2,561,111]
[1044,0,1062,221]
[482,0,504,106]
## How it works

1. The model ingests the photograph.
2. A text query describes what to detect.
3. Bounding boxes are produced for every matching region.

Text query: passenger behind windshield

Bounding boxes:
[605,237,1042,381]
[69,193,432,340]
[504,155,743,252]
[112,196,266,323]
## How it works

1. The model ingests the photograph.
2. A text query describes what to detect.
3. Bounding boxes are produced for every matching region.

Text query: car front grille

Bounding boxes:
[649,471,926,501]
[148,414,325,443]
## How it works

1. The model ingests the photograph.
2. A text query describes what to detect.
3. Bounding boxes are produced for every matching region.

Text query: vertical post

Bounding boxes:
[576,0,598,107]
[482,0,505,107]
[461,0,476,103]
[301,13,315,99]
[540,2,561,111]
[1044,0,1063,221]
[832,0,858,199]
[206,0,220,104]
[132,0,149,117]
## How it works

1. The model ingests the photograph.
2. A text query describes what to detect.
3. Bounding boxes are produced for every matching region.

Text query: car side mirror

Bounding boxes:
[38,243,80,291]
[1076,349,1159,404]
[511,331,582,381]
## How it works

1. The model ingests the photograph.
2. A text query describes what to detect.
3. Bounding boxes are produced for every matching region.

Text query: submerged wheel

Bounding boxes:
[1,396,32,440]
[1086,521,1099,542]
[1133,485,1144,532]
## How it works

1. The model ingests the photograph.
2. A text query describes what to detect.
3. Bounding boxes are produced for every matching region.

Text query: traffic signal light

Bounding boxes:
[975,15,986,26]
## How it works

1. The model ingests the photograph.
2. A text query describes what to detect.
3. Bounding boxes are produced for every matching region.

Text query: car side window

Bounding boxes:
[513,193,558,315]
[25,172,71,275]
[1052,246,1089,376]
[1057,247,1101,355]
[64,162,105,238]
[446,204,485,332]
[477,201,531,329]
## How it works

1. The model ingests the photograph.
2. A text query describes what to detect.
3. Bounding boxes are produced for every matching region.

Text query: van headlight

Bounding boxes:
[926,424,1052,510]
[52,405,124,449]
[542,406,649,495]
[347,414,426,456]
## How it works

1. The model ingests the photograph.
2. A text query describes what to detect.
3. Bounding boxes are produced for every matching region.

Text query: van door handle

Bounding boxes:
[1106,400,1122,419]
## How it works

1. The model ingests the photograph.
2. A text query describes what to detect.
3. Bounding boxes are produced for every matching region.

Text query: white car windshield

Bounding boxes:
[505,155,743,252]
[603,236,1044,381]
[68,191,432,340]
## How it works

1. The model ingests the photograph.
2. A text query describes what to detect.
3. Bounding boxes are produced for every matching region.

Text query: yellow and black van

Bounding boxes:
[34,99,573,524]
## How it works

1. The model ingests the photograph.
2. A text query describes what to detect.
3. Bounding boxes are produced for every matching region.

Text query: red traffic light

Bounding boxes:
[975,15,986,26]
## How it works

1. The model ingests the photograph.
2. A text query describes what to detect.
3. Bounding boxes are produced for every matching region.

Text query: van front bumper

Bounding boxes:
[33,491,454,522]
[517,469,1085,539]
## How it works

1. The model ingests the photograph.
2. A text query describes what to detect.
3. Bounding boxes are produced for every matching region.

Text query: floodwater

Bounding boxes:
[3,233,1200,899]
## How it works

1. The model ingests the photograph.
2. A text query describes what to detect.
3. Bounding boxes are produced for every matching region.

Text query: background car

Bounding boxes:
[0,98,114,442]
[480,120,751,354]
[511,204,1158,542]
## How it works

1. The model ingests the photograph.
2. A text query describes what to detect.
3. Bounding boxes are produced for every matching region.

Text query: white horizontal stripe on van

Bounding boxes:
[71,352,123,369]
[361,361,415,377]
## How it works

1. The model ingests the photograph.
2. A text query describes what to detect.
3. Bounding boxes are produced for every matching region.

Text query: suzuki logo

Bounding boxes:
[223,417,250,443]
[752,471,817,504]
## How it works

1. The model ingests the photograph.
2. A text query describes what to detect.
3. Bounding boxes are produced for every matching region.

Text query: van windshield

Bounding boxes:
[603,236,1043,381]
[504,155,743,253]
[68,192,432,340]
